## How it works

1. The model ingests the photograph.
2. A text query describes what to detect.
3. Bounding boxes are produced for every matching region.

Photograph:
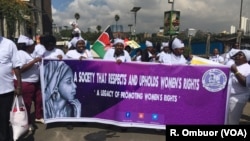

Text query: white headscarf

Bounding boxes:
[161,42,169,50]
[69,21,78,27]
[242,50,250,61]
[229,48,240,57]
[17,35,34,46]
[232,49,250,61]
[172,38,184,49]
[71,37,85,48]
[146,40,153,47]
[114,38,125,46]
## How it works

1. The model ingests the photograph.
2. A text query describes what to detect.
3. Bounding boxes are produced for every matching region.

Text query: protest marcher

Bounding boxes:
[32,35,46,58]
[158,42,171,63]
[70,21,82,37]
[66,38,93,60]
[163,38,190,65]
[0,36,22,141]
[231,64,250,88]
[43,35,66,60]
[67,32,82,50]
[209,48,224,64]
[67,21,83,50]
[141,40,158,62]
[132,48,142,62]
[223,42,240,66]
[228,49,250,124]
[103,38,131,64]
[16,35,44,131]
[124,45,132,56]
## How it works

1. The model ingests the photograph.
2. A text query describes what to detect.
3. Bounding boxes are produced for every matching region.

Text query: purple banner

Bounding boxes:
[40,59,230,129]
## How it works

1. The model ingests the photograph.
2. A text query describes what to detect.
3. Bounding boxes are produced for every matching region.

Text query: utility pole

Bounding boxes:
[168,0,175,40]
[131,7,141,39]
[237,0,243,48]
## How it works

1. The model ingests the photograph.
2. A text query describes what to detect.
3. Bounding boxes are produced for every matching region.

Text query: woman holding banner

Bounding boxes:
[43,61,81,119]
[228,49,250,124]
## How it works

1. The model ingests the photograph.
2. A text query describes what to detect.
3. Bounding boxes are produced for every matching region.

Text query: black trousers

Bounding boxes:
[0,92,14,141]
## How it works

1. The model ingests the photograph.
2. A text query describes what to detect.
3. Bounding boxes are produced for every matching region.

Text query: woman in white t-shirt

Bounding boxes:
[227,49,250,124]
[103,38,131,64]
[16,35,44,130]
[43,35,66,60]
[66,38,93,60]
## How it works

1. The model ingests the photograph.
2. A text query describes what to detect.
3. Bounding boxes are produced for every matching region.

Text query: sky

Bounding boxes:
[51,0,250,34]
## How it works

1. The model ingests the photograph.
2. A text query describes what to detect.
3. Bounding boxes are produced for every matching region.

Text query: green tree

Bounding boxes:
[0,0,29,38]
[114,14,120,32]
[96,25,101,33]
[74,13,80,24]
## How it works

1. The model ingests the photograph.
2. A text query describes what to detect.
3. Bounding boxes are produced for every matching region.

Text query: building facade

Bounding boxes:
[0,0,52,39]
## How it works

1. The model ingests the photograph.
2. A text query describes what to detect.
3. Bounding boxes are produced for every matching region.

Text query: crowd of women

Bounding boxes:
[0,29,250,141]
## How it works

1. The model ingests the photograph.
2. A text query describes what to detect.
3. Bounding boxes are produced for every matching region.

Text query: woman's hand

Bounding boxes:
[79,56,86,60]
[69,99,81,117]
[34,57,42,63]
[57,55,63,60]
[231,64,238,74]
[15,87,22,96]
[116,59,122,64]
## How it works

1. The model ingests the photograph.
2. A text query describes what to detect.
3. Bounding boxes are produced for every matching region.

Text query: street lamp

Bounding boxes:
[237,0,243,48]
[168,0,174,10]
[239,0,243,30]
[130,7,141,36]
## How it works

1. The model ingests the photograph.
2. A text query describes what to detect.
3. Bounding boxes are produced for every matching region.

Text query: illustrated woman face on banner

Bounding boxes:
[58,67,77,100]
[44,61,81,118]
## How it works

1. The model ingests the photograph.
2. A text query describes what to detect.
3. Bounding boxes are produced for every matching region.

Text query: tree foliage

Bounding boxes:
[74,13,80,23]
[0,0,29,38]
[96,25,101,33]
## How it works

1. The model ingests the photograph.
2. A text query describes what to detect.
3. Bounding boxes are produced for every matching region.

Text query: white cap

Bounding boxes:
[71,37,85,48]
[17,35,34,46]
[229,48,240,57]
[232,49,250,61]
[172,38,184,49]
[114,38,125,46]
[70,21,78,26]
[146,40,153,47]
[242,50,250,61]
[72,27,81,34]
[161,42,169,50]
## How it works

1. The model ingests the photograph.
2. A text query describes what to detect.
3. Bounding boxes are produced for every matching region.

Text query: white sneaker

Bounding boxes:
[35,118,45,124]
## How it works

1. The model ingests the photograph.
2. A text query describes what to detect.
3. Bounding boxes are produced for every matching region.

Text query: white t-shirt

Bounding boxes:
[162,53,187,65]
[17,50,40,82]
[43,48,66,59]
[66,49,93,59]
[0,37,22,94]
[32,43,46,57]
[158,51,170,63]
[135,55,141,62]
[209,55,224,64]
[103,48,131,62]
[230,63,250,101]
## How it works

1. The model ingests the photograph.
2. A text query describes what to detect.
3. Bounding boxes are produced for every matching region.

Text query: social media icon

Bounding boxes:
[152,114,158,120]
[138,113,144,119]
[125,112,131,118]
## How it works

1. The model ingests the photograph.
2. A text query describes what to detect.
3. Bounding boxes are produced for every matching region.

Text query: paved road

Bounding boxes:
[17,102,250,141]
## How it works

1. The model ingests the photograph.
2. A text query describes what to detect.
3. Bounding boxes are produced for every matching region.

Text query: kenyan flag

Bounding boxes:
[92,25,114,58]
